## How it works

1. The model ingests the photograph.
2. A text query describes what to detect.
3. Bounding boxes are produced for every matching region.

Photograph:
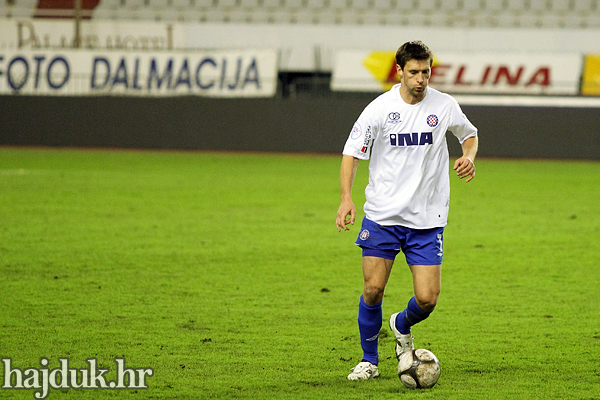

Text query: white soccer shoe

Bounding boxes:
[347,361,379,380]
[389,312,415,360]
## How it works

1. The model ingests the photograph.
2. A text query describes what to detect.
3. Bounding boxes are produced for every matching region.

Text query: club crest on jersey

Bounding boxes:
[387,112,402,124]
[427,114,439,127]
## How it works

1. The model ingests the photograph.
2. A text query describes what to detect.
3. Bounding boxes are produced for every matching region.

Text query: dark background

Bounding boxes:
[1,93,598,160]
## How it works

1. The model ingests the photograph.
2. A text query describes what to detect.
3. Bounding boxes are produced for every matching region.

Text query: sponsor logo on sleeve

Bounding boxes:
[359,126,372,154]
[350,123,362,139]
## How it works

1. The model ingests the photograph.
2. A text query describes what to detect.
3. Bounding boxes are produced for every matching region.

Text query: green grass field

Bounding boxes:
[1,147,599,400]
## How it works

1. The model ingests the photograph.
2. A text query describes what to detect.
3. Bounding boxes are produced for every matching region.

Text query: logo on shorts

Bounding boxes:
[436,233,444,257]
[359,229,370,240]
[427,114,439,127]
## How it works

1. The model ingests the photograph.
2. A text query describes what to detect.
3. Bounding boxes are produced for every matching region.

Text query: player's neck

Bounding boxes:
[399,85,426,105]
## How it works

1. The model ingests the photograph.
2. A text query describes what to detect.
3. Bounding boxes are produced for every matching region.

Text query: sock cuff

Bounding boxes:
[360,295,382,310]
[408,296,430,317]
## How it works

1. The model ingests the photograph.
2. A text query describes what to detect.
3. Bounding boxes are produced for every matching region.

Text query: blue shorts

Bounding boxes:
[355,217,444,265]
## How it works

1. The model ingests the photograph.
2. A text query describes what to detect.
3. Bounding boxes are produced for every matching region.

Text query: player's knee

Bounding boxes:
[416,292,439,313]
[363,284,385,305]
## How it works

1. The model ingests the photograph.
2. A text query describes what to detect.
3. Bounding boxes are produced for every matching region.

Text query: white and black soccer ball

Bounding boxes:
[397,349,440,389]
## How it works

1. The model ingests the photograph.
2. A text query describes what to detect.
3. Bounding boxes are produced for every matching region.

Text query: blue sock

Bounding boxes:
[358,296,382,365]
[395,296,431,334]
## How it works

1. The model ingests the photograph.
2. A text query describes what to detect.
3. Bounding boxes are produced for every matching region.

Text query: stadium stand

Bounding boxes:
[483,0,505,13]
[5,0,40,18]
[505,0,526,12]
[0,0,599,28]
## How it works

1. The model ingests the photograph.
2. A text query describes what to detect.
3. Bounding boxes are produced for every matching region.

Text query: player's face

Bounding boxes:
[397,59,431,102]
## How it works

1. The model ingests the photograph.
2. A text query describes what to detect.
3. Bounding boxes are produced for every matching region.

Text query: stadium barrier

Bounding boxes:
[1,94,599,160]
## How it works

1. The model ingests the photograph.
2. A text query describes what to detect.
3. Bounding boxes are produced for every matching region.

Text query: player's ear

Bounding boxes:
[396,64,403,80]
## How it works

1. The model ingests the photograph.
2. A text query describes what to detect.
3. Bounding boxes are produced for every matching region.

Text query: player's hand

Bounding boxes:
[336,199,356,232]
[453,156,475,182]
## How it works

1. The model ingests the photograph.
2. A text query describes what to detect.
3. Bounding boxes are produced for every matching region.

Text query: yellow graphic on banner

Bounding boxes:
[362,51,398,91]
[581,55,600,96]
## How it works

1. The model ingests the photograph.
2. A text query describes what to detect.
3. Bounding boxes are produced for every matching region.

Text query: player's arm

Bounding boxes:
[336,155,360,232]
[453,136,478,182]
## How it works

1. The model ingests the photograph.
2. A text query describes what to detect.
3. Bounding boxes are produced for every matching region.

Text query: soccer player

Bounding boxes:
[336,41,478,380]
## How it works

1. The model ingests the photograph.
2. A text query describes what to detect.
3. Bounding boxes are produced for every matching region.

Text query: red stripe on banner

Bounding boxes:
[36,0,101,19]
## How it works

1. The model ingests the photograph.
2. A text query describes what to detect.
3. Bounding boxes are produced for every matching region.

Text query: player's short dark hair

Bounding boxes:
[395,41,433,70]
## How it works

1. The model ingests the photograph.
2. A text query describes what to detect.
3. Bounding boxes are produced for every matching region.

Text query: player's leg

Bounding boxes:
[389,264,440,358]
[410,263,441,313]
[349,217,400,380]
[390,227,443,358]
[358,256,394,363]
[362,255,394,305]
[347,256,393,380]
[395,264,441,327]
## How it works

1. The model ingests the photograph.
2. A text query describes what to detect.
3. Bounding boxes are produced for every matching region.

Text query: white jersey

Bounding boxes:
[342,84,477,229]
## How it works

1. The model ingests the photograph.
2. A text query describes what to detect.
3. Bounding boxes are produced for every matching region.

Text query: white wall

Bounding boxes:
[2,18,600,71]
[186,23,600,71]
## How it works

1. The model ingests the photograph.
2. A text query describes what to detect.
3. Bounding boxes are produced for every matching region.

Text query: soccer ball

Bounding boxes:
[397,349,440,389]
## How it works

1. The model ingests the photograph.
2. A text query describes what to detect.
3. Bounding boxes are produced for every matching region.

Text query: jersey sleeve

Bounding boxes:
[342,104,378,160]
[447,98,478,144]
